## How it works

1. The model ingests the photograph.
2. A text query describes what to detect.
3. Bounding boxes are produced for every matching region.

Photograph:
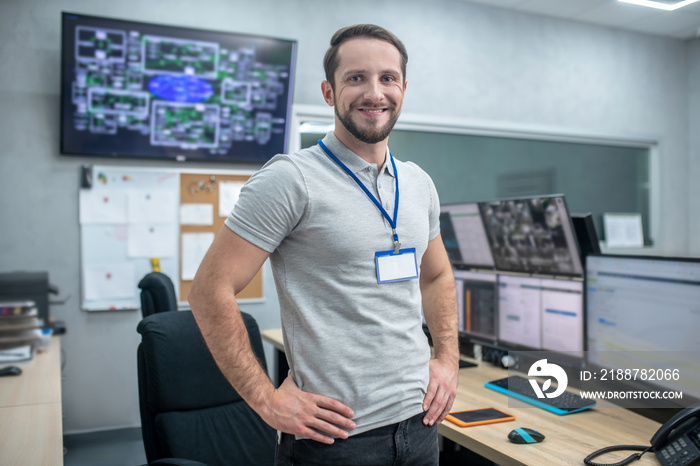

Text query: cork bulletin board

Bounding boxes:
[179,172,263,302]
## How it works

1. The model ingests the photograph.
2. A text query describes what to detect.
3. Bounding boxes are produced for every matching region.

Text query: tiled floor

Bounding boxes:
[63,428,147,466]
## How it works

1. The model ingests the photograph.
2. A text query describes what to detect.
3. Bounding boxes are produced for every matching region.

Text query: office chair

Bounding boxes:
[136,310,276,466]
[138,272,178,318]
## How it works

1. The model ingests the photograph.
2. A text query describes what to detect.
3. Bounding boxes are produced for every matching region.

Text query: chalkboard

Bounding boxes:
[79,165,260,311]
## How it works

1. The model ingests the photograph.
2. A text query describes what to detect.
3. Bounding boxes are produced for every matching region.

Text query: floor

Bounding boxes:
[63,428,147,466]
[62,428,495,466]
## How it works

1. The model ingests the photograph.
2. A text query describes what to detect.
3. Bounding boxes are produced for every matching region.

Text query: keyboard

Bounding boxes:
[485,375,596,415]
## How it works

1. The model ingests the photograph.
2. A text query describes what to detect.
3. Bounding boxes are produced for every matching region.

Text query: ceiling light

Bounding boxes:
[619,0,700,11]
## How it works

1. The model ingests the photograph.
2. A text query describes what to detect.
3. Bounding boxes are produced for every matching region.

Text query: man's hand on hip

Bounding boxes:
[422,357,458,426]
[261,376,356,444]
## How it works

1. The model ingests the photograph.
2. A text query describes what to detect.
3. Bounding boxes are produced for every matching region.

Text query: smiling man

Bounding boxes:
[188,24,459,466]
[323,31,405,148]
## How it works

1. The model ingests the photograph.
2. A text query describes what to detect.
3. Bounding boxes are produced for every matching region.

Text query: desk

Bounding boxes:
[262,328,288,386]
[0,336,63,465]
[261,329,662,466]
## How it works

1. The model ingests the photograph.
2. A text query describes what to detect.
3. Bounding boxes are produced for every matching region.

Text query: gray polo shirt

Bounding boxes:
[226,132,441,435]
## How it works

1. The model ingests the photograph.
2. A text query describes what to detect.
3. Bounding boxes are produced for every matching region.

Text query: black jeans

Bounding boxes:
[274,411,439,466]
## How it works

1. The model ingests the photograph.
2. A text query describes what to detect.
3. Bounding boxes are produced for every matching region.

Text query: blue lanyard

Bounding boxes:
[318,139,401,253]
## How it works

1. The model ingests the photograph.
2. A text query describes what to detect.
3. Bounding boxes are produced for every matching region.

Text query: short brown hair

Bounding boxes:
[323,24,408,89]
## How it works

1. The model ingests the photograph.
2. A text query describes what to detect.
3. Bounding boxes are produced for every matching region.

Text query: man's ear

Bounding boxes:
[321,81,334,107]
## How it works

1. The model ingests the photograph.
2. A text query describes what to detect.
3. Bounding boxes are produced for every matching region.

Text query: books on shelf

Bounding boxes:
[0,300,39,317]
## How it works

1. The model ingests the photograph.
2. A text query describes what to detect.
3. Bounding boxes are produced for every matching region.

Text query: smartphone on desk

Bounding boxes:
[459,359,477,368]
[446,407,515,428]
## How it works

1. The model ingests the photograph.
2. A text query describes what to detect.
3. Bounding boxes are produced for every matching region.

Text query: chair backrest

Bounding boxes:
[138,272,178,318]
[137,310,276,466]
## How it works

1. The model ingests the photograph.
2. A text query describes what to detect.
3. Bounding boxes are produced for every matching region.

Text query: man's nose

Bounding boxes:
[363,79,384,103]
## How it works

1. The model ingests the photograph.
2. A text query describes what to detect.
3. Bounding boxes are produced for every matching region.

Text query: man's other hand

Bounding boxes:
[262,376,356,444]
[422,357,458,426]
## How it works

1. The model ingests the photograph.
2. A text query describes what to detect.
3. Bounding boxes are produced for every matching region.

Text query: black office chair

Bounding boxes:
[136,310,276,466]
[138,272,179,318]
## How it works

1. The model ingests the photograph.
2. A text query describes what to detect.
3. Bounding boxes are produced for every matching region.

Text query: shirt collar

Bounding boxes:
[320,131,396,178]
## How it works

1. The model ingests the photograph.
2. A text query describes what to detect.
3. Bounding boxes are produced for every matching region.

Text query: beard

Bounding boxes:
[335,102,400,145]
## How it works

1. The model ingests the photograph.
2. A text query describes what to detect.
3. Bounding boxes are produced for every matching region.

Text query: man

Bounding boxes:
[188,24,459,465]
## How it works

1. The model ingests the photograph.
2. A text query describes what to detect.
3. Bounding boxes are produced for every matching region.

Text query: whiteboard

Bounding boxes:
[79,166,180,311]
[79,165,258,312]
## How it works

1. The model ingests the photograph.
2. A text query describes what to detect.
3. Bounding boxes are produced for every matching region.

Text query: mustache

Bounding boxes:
[351,101,393,110]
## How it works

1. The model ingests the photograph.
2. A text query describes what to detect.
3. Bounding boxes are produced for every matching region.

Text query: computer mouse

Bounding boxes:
[508,427,545,444]
[0,366,22,377]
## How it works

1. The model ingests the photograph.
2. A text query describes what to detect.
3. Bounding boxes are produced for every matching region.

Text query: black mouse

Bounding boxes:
[508,427,545,444]
[0,366,22,377]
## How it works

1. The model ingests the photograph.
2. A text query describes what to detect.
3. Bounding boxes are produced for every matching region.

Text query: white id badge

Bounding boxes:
[375,248,419,283]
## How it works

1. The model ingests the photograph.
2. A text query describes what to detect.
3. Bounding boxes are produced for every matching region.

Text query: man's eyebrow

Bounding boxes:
[340,68,401,77]
[340,69,366,77]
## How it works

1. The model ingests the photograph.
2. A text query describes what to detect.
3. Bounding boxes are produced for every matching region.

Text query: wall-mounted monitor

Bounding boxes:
[478,195,583,276]
[60,12,297,164]
[439,202,495,268]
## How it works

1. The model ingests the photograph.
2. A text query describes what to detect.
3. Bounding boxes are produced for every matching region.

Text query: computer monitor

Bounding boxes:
[586,254,700,401]
[497,274,584,355]
[439,202,495,268]
[571,212,601,256]
[539,278,585,354]
[453,269,498,344]
[478,195,583,276]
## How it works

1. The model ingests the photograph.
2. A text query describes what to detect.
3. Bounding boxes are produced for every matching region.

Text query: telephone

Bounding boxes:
[584,402,700,466]
[652,403,700,466]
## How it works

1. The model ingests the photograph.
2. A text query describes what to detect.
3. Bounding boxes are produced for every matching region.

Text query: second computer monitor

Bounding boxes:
[497,274,584,355]
[479,195,583,276]
[454,269,498,343]
[440,202,495,269]
[453,268,584,355]
[586,254,700,400]
[571,212,601,256]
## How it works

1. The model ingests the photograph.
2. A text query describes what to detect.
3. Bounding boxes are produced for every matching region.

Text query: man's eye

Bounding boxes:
[349,76,361,82]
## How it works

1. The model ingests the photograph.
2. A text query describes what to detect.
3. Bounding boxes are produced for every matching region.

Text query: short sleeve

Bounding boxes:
[224,155,307,253]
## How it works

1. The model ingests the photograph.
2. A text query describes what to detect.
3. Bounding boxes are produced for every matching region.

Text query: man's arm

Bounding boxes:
[419,233,459,426]
[188,226,356,444]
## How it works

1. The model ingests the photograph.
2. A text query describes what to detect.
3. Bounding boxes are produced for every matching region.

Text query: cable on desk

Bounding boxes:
[583,444,652,466]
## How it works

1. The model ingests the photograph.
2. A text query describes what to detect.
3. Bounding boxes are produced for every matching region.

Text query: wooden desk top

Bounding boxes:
[262,328,284,352]
[0,403,64,465]
[262,329,663,466]
[0,336,62,408]
[442,360,661,466]
[0,337,63,465]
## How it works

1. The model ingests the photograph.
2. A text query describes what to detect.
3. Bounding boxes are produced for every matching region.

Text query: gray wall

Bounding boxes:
[0,0,695,432]
[384,131,651,242]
